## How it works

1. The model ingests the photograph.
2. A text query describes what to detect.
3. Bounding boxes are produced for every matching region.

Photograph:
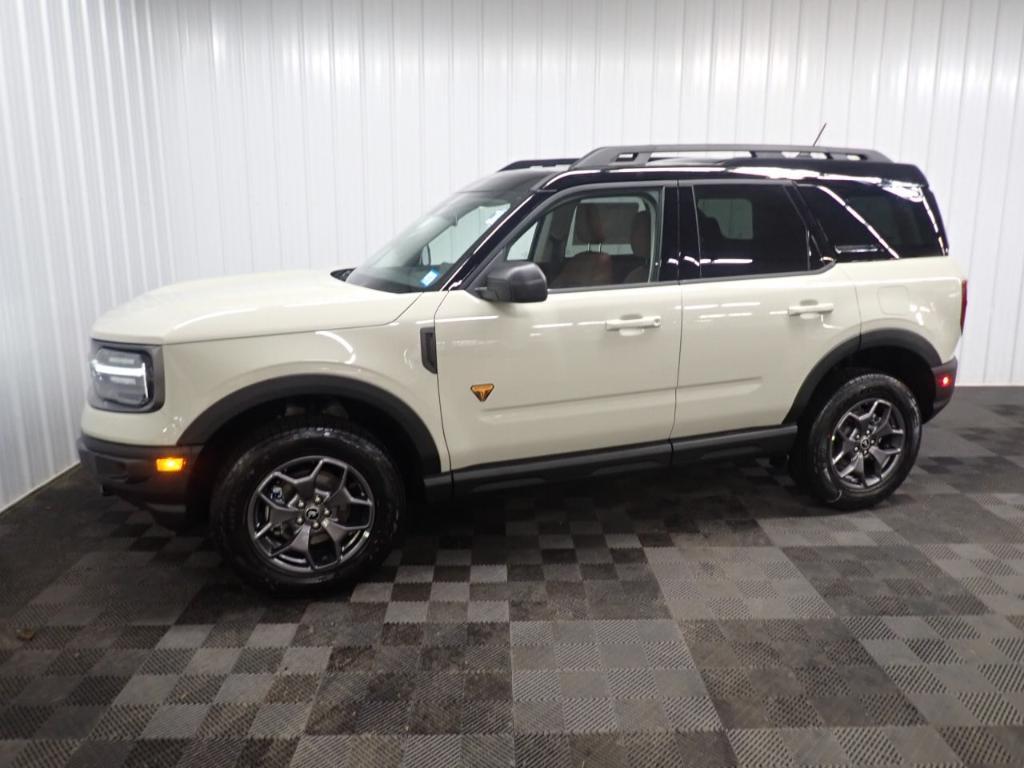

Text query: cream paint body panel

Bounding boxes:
[82,292,452,471]
[434,286,682,469]
[91,271,420,345]
[674,265,860,438]
[841,257,963,363]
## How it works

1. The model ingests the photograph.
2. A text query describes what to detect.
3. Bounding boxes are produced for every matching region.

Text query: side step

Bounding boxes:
[424,425,797,501]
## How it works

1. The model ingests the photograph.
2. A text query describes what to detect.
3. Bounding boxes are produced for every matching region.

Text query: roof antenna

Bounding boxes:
[812,122,828,147]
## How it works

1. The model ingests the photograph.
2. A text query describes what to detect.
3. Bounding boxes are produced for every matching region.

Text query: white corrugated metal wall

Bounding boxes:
[2,0,1023,510]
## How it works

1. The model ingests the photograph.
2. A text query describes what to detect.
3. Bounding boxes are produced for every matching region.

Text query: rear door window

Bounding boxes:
[693,184,810,278]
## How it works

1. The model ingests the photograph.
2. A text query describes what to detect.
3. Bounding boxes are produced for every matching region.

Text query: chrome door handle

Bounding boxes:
[788,302,834,316]
[605,315,662,331]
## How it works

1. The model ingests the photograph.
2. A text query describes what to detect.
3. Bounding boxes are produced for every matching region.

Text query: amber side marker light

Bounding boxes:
[155,456,186,473]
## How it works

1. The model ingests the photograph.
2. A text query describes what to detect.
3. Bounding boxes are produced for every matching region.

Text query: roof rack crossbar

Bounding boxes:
[572,144,890,168]
[500,157,579,171]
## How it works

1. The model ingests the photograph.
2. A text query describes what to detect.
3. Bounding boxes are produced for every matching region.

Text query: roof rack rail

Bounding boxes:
[500,157,579,171]
[572,144,890,168]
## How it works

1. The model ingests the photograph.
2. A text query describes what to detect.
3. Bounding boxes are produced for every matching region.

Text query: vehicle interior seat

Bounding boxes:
[620,209,652,284]
[549,203,613,289]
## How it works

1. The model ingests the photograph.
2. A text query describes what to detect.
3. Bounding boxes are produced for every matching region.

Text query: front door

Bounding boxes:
[434,187,683,470]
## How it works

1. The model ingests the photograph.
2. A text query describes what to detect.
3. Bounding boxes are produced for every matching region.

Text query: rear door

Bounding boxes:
[434,185,684,470]
[673,181,861,437]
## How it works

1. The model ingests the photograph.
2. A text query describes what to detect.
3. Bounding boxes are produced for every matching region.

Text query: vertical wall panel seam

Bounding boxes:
[706,1,717,143]
[895,0,917,154]
[761,0,774,140]
[36,0,89,402]
[77,0,119,306]
[298,0,312,268]
[142,0,176,285]
[922,0,945,176]
[869,0,888,148]
[944,3,972,223]
[844,1,861,144]
[734,0,747,141]
[327,0,340,263]
[57,0,102,326]
[171,0,201,278]
[420,0,427,205]
[675,0,687,140]
[13,0,76,459]
[0,26,48,491]
[127,0,164,290]
[234,0,256,272]
[648,0,658,136]
[816,0,831,127]
[110,0,150,292]
[789,0,805,136]
[96,0,136,295]
[982,1,1024,381]
[356,0,369,260]
[960,0,1003,375]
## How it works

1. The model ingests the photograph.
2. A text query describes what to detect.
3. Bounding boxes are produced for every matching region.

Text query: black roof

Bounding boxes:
[496,144,929,190]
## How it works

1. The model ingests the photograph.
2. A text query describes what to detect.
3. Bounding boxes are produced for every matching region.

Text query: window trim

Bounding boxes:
[465,181,678,295]
[681,179,832,284]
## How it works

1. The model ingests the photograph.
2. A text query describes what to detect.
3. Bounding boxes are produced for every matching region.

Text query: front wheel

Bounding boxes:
[791,372,922,510]
[210,418,404,593]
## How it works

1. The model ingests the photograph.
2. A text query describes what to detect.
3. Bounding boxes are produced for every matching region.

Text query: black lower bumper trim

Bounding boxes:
[78,435,200,524]
[930,357,958,419]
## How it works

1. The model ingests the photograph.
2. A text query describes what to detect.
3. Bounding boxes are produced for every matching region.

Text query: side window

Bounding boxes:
[838,182,947,258]
[694,184,809,278]
[498,192,661,289]
[798,185,886,261]
[505,222,538,261]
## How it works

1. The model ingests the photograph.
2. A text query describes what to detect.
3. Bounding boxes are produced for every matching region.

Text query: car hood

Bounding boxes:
[91,270,420,345]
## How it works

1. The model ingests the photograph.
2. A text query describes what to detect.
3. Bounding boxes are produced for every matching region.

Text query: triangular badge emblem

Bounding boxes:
[470,383,494,402]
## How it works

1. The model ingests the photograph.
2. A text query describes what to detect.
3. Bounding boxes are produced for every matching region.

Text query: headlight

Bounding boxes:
[88,343,163,411]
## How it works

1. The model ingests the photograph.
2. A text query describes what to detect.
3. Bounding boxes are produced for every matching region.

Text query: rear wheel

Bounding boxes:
[791,372,921,510]
[210,418,404,593]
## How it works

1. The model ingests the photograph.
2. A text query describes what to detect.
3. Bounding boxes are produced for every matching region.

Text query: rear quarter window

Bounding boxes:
[799,181,947,260]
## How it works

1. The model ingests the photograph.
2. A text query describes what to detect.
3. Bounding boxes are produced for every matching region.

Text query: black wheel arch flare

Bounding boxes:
[177,375,442,476]
[784,329,943,425]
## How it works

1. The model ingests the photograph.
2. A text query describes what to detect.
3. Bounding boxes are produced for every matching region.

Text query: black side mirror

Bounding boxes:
[477,262,548,303]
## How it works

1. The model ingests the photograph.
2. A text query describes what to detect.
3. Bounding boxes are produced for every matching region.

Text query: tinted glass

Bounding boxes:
[798,184,885,261]
[694,184,809,277]
[498,191,661,289]
[837,181,947,258]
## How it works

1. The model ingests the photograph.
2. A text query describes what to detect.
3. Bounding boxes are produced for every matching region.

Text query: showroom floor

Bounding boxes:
[3,389,1024,767]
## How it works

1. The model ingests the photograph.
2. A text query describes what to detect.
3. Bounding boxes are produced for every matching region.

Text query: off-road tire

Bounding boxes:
[790,372,922,510]
[210,417,404,594]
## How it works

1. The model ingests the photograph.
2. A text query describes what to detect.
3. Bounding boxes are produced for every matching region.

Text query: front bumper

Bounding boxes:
[930,357,958,419]
[77,435,200,524]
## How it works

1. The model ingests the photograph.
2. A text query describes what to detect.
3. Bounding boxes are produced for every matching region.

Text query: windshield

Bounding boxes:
[346,191,525,292]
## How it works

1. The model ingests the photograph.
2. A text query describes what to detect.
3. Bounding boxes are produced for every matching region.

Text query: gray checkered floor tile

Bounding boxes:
[3,388,1024,766]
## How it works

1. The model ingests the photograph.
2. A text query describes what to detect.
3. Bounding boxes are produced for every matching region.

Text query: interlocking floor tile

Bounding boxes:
[4,390,1024,764]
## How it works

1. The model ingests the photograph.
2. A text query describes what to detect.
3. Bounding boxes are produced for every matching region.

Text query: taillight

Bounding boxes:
[960,279,968,331]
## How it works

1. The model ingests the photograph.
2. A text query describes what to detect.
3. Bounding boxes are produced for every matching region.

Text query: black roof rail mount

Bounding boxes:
[572,144,891,169]
[499,157,579,172]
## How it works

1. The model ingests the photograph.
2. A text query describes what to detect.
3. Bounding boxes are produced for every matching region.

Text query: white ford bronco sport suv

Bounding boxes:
[79,144,966,592]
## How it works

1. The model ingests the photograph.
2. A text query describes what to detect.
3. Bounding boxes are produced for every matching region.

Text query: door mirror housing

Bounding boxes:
[477,262,548,303]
